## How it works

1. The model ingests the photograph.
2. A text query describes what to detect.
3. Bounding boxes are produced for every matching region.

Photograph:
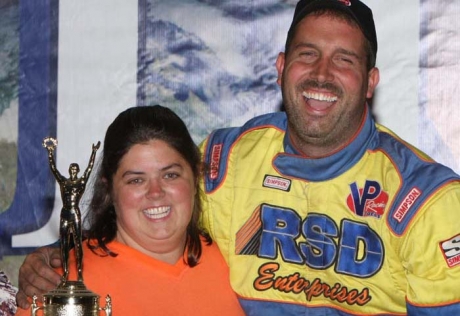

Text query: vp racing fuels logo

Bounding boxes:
[346,180,388,218]
[235,203,385,306]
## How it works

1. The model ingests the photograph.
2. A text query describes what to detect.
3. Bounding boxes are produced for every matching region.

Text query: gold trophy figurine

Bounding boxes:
[31,137,111,316]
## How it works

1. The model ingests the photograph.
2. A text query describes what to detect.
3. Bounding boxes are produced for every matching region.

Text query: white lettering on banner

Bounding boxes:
[11,0,137,249]
[12,196,61,247]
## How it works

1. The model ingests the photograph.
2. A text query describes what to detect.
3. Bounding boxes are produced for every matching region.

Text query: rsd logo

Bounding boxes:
[347,180,388,218]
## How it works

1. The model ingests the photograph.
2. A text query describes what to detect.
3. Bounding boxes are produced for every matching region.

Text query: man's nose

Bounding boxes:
[310,57,334,83]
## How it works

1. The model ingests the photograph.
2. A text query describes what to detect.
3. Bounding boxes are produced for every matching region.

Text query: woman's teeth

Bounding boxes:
[143,206,171,219]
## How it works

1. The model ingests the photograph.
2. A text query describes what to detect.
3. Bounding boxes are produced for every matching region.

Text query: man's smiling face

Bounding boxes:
[276,12,379,157]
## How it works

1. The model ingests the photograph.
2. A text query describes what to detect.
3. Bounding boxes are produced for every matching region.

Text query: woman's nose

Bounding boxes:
[146,179,165,198]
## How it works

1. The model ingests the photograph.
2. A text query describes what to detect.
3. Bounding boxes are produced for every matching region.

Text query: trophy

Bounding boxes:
[30,137,112,316]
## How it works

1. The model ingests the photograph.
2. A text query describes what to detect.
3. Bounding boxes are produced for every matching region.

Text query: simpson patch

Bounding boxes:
[440,234,460,268]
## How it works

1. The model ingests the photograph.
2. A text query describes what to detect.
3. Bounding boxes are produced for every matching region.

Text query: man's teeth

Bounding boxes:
[302,91,338,102]
[143,206,171,219]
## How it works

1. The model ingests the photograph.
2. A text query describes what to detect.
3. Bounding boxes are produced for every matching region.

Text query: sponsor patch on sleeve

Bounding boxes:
[210,144,222,180]
[392,187,422,223]
[439,234,460,268]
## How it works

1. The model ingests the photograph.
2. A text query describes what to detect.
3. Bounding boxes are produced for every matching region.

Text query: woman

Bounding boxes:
[16,105,244,315]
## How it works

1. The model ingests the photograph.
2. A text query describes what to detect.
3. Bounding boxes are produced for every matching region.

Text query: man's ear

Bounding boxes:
[275,52,286,86]
[366,67,380,99]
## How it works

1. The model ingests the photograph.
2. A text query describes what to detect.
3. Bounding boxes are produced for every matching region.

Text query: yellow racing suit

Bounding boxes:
[200,107,460,315]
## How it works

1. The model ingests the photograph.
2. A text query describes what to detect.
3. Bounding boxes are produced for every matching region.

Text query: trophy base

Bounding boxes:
[44,280,99,306]
[32,281,111,316]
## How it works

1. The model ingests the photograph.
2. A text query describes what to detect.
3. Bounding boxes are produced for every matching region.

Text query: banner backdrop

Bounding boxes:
[1,0,456,291]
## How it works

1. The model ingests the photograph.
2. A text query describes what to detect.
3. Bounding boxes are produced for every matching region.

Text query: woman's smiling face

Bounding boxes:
[112,139,196,258]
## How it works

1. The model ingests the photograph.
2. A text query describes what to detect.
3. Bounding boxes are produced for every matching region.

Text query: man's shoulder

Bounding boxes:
[374,124,460,234]
[240,111,287,130]
[206,112,287,145]
[200,112,287,193]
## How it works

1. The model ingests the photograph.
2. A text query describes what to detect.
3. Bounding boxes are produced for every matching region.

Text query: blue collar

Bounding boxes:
[274,106,378,181]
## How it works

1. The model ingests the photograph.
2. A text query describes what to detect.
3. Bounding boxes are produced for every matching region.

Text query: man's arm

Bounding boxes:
[401,183,460,314]
[16,247,62,309]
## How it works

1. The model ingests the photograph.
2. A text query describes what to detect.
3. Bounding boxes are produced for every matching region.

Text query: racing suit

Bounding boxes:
[200,106,460,315]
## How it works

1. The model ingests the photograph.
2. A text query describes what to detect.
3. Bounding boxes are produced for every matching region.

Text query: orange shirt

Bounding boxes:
[17,239,244,316]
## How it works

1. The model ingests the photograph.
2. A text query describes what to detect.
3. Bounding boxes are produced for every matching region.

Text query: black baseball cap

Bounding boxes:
[287,0,377,58]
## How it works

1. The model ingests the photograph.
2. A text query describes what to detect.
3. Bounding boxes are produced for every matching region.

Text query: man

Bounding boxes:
[17,0,460,315]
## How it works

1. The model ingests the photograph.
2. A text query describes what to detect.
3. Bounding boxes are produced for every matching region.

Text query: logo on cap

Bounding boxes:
[337,0,351,6]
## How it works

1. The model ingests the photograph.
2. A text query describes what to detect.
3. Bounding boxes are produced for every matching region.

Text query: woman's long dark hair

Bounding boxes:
[84,105,211,267]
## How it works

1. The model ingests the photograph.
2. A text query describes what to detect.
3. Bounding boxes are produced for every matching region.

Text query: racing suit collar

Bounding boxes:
[275,105,378,181]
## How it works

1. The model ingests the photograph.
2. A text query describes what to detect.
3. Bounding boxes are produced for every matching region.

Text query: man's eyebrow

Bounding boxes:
[335,47,363,60]
[292,42,363,59]
[292,42,316,50]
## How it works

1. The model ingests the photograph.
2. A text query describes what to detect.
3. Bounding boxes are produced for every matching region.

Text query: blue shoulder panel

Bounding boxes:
[378,132,460,235]
[203,112,287,193]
